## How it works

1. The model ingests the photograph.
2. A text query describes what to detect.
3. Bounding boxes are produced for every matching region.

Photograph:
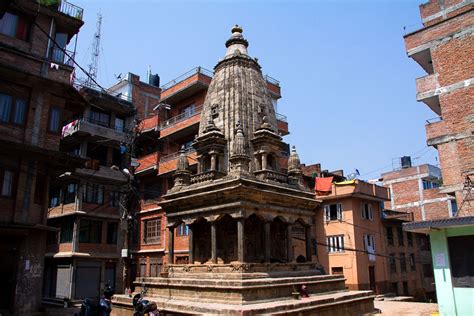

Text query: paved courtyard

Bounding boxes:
[374,301,439,316]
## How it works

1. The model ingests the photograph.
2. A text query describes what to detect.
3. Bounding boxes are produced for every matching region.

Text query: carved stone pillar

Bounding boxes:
[188,225,194,264]
[237,218,245,262]
[211,221,217,264]
[210,154,217,171]
[305,225,312,262]
[287,224,293,262]
[264,221,271,263]
[168,226,175,264]
[261,153,268,170]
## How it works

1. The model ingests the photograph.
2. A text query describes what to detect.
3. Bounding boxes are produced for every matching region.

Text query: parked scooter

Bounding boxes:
[79,282,115,316]
[132,292,159,316]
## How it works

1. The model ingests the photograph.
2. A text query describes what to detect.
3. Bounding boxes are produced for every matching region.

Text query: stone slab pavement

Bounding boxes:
[374,301,439,316]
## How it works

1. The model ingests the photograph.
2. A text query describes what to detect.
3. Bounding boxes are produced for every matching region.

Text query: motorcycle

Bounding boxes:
[132,292,159,316]
[79,283,115,316]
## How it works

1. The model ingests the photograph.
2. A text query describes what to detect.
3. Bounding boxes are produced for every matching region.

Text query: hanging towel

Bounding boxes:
[315,176,333,192]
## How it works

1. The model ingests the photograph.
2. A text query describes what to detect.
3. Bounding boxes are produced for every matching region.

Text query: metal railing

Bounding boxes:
[73,78,133,103]
[160,104,202,129]
[275,113,287,122]
[58,1,84,20]
[426,116,443,124]
[265,75,280,86]
[161,67,213,92]
[159,148,196,163]
[51,47,75,67]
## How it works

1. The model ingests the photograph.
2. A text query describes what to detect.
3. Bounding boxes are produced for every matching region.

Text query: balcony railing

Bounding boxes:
[190,170,226,184]
[51,47,75,67]
[276,113,287,122]
[58,1,84,20]
[161,67,213,92]
[265,75,280,86]
[160,104,203,130]
[159,148,196,163]
[254,169,288,183]
[74,78,133,103]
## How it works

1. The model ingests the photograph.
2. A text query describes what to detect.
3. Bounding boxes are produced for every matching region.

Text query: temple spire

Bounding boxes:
[224,24,249,58]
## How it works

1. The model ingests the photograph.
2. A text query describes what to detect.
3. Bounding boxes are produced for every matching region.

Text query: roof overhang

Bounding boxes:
[403,216,474,234]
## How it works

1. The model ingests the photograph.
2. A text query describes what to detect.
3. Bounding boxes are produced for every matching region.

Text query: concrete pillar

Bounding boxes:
[287,224,293,262]
[264,221,271,263]
[168,226,175,264]
[305,225,312,262]
[211,221,217,264]
[188,225,194,264]
[261,153,268,170]
[237,218,245,262]
[72,217,80,252]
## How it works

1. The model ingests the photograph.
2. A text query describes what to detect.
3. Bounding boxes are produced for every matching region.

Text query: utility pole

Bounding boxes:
[85,12,102,86]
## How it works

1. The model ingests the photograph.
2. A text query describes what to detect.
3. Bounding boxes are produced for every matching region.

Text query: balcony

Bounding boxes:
[138,115,159,133]
[61,118,127,143]
[160,67,213,103]
[158,149,198,175]
[416,74,441,115]
[159,105,202,139]
[136,152,160,175]
[276,113,289,136]
[265,75,281,99]
[58,1,84,20]
[425,117,448,147]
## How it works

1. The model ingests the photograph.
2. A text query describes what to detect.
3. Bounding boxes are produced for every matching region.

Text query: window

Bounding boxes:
[181,104,196,117]
[59,218,74,243]
[51,33,67,63]
[423,263,434,278]
[148,258,162,277]
[448,235,474,288]
[83,184,104,204]
[106,222,118,244]
[331,267,344,275]
[139,258,146,277]
[115,116,125,132]
[402,281,409,296]
[361,203,373,220]
[177,223,189,236]
[79,219,102,243]
[422,179,440,190]
[89,107,110,127]
[363,234,375,252]
[63,183,77,204]
[34,173,46,204]
[397,227,404,246]
[391,282,399,296]
[386,227,394,246]
[389,254,397,273]
[0,93,27,125]
[48,107,61,133]
[419,234,431,251]
[143,181,162,201]
[327,235,344,253]
[49,185,62,207]
[407,232,413,246]
[0,12,29,41]
[400,253,407,272]
[324,203,343,221]
[1,169,14,197]
[109,191,121,208]
[144,219,161,244]
[450,199,458,217]
[409,253,416,271]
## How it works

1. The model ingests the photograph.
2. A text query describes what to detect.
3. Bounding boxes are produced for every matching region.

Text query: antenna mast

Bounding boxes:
[86,13,102,86]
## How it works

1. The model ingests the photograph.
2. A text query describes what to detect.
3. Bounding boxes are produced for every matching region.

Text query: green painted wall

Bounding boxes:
[430,226,474,316]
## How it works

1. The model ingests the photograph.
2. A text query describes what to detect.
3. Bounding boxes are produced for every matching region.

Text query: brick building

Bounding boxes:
[304,166,432,300]
[42,72,161,303]
[0,0,85,313]
[402,1,473,314]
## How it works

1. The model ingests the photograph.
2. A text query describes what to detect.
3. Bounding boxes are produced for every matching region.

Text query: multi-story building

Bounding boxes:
[403,1,473,314]
[133,66,288,281]
[305,166,431,299]
[42,72,161,302]
[0,0,85,313]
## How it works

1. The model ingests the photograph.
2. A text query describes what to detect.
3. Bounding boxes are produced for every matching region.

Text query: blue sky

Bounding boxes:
[71,0,439,179]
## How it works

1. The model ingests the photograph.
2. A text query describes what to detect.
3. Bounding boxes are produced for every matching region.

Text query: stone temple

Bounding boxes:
[114,26,375,315]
